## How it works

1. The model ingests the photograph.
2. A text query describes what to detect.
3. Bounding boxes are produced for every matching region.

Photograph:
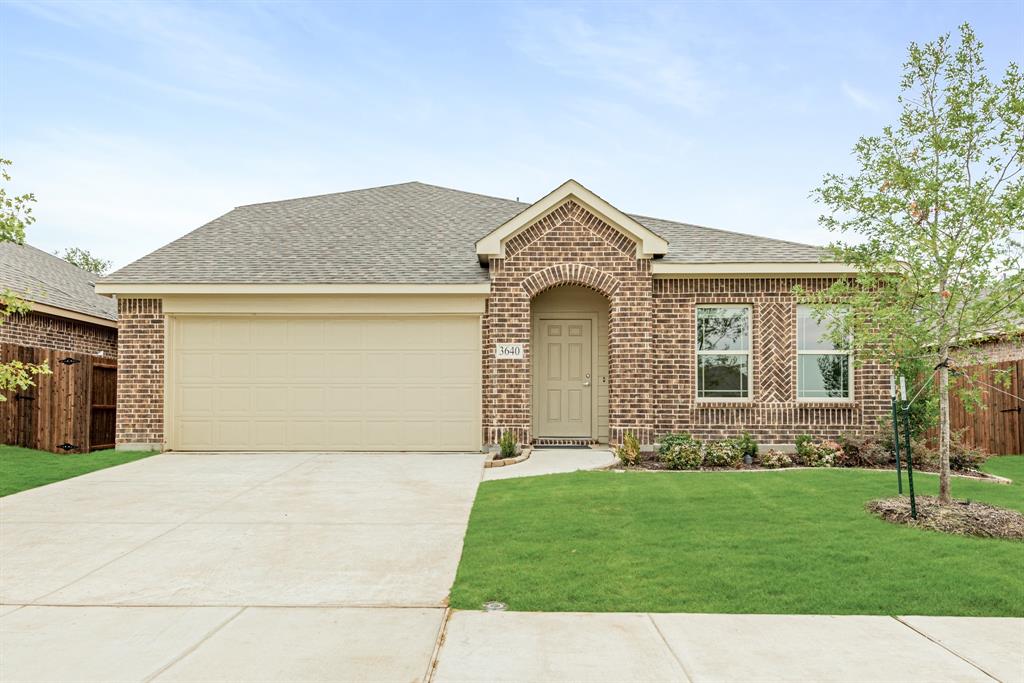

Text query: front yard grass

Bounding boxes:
[450,456,1024,616]
[0,444,160,497]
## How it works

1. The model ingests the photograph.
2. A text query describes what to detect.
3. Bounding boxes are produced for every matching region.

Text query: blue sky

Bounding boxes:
[2,1,1021,269]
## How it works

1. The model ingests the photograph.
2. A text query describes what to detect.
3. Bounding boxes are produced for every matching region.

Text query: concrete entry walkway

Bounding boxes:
[484,447,617,480]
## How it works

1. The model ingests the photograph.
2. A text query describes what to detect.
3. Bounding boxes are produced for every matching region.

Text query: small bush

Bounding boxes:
[794,436,840,467]
[704,440,744,468]
[658,432,696,457]
[498,430,518,459]
[616,432,643,466]
[837,429,894,468]
[795,434,815,460]
[759,449,793,469]
[660,434,703,470]
[734,431,759,461]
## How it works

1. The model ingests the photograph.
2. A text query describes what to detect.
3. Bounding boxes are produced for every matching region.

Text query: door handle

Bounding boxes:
[583,381,591,387]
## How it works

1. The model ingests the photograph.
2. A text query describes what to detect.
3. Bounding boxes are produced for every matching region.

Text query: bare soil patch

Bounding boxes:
[867,496,1024,541]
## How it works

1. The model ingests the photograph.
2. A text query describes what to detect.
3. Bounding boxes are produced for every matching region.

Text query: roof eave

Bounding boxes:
[651,262,858,277]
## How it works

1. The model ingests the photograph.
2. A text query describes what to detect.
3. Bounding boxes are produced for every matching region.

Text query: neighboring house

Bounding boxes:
[0,242,117,357]
[97,180,889,452]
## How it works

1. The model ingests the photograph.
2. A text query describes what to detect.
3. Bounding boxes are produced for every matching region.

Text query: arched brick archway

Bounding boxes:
[482,201,654,448]
[520,264,622,300]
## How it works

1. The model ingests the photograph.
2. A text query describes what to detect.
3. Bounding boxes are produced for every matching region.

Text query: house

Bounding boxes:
[1,242,119,452]
[96,180,889,452]
[0,242,117,357]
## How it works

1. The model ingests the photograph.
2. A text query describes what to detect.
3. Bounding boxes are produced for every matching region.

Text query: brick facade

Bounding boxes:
[0,311,117,358]
[963,336,1024,364]
[652,277,890,444]
[481,200,890,448]
[483,200,655,446]
[115,298,164,449]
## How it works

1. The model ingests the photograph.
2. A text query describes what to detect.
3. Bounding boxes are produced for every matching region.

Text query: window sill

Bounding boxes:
[795,400,858,408]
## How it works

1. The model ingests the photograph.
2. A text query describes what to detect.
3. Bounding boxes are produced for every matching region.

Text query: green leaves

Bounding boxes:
[0,158,35,246]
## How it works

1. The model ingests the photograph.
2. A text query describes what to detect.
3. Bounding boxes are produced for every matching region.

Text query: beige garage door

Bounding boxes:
[169,316,480,451]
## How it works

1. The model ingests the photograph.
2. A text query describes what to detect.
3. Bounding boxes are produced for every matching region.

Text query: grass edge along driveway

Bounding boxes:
[0,444,160,497]
[450,456,1024,617]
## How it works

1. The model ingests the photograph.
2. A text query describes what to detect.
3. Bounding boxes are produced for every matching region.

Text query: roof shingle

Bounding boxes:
[102,181,828,285]
[0,243,117,321]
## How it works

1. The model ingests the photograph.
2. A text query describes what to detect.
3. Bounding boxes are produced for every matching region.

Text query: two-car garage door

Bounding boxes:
[168,316,480,451]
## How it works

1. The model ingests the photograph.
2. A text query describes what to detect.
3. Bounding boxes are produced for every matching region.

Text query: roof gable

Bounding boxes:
[475,180,668,263]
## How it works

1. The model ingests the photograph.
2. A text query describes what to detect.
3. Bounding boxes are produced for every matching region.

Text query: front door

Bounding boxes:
[537,319,593,438]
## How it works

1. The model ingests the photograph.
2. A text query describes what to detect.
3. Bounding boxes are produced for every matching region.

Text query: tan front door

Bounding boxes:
[537,319,593,437]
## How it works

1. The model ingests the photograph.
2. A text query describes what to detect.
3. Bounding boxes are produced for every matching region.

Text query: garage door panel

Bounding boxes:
[292,353,327,379]
[171,316,480,451]
[217,354,251,380]
[217,387,251,414]
[364,353,403,379]
[180,353,214,379]
[287,319,326,348]
[326,353,363,379]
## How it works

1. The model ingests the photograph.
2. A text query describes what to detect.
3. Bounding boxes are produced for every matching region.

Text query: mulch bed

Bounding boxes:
[867,496,1024,541]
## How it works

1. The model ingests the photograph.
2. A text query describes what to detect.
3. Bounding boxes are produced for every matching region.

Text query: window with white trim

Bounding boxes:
[797,306,852,400]
[696,305,751,399]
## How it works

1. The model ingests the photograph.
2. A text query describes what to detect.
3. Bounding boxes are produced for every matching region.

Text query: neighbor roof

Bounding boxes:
[102,181,828,285]
[0,242,118,321]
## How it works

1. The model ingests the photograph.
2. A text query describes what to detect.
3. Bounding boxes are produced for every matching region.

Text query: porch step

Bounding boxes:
[532,437,598,448]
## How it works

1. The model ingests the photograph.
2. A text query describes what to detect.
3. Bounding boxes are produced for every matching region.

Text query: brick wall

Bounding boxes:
[482,200,654,446]
[116,298,164,449]
[481,199,890,448]
[0,311,117,358]
[652,277,890,444]
[960,336,1024,364]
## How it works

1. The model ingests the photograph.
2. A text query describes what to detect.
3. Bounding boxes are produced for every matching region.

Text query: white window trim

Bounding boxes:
[695,304,753,402]
[796,306,854,402]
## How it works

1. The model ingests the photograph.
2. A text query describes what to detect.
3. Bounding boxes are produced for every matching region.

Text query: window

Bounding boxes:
[697,305,751,399]
[797,306,852,400]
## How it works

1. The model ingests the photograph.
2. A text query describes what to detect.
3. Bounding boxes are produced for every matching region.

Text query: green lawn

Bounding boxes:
[450,456,1024,616]
[0,445,160,497]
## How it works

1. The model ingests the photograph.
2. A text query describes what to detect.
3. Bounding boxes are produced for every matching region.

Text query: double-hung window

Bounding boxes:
[696,305,751,399]
[797,306,852,400]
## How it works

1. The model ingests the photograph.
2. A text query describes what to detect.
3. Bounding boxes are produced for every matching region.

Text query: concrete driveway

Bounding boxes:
[0,451,484,682]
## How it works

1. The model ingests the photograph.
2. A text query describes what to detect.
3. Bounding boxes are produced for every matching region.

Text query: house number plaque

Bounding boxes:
[494,343,524,359]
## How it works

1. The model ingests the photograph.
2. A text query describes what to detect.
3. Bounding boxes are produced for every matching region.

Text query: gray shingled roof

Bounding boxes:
[102,182,828,285]
[0,242,117,321]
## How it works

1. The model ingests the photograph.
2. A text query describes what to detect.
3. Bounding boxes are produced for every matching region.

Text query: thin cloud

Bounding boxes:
[511,6,718,114]
[841,81,882,112]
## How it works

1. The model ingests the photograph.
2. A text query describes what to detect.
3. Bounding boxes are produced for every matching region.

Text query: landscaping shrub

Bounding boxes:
[498,430,518,459]
[704,440,744,468]
[660,434,703,470]
[794,435,840,467]
[732,431,759,463]
[838,429,894,468]
[658,432,695,457]
[616,432,643,466]
[759,449,793,469]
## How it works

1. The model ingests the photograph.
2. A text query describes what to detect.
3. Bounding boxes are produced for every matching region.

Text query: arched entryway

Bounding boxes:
[530,285,611,444]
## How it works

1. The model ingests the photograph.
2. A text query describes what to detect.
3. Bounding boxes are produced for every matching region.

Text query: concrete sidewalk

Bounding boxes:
[432,611,1024,683]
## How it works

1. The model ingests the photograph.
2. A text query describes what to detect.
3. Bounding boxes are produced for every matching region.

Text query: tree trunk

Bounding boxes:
[938,352,952,504]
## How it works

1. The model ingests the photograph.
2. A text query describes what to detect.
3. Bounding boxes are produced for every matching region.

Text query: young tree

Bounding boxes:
[57,247,112,275]
[805,24,1023,504]
[0,158,50,400]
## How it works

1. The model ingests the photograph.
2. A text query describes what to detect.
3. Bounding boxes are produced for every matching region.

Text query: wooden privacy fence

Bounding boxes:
[0,343,117,453]
[925,359,1024,456]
